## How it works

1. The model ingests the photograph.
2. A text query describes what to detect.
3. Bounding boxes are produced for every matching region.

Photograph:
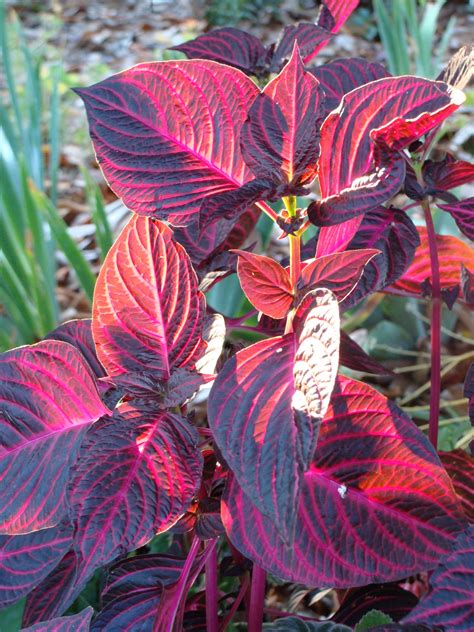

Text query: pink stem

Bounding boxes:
[256,200,278,222]
[422,199,442,448]
[206,543,219,632]
[219,574,250,632]
[248,564,266,632]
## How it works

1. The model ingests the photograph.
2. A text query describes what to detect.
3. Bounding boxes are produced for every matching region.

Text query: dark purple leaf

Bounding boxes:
[0,521,72,608]
[21,607,93,632]
[300,249,380,302]
[76,60,259,225]
[174,207,259,267]
[308,142,406,227]
[92,216,206,379]
[46,319,105,378]
[439,450,474,523]
[271,23,332,72]
[199,178,275,228]
[234,250,293,319]
[69,403,202,582]
[170,28,267,75]
[402,526,474,631]
[333,584,419,626]
[309,57,390,114]
[342,206,420,308]
[23,551,82,627]
[424,153,474,192]
[223,376,466,586]
[316,77,465,256]
[438,197,474,240]
[0,340,109,535]
[208,289,340,541]
[241,45,325,186]
[339,330,393,376]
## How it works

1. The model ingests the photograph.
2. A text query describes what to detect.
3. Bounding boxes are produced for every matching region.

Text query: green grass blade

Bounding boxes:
[82,168,113,261]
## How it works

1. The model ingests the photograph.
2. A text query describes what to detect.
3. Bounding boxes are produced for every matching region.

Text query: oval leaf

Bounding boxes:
[70,403,203,583]
[241,45,325,186]
[0,340,109,535]
[76,60,259,224]
[45,319,106,378]
[438,197,474,241]
[223,376,466,586]
[235,250,293,318]
[208,289,340,542]
[0,522,72,609]
[93,215,206,379]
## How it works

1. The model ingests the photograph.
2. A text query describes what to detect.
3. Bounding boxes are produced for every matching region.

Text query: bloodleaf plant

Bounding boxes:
[1,3,473,631]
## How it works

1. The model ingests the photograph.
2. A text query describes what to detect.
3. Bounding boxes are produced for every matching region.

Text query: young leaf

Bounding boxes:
[21,607,93,632]
[0,521,72,608]
[390,228,474,298]
[309,57,390,114]
[69,403,203,583]
[324,0,360,34]
[234,250,293,319]
[76,60,259,225]
[438,197,474,241]
[439,450,474,523]
[208,289,340,542]
[241,45,325,186]
[300,249,380,302]
[270,23,332,71]
[315,77,465,255]
[92,215,206,379]
[170,28,267,76]
[402,526,474,631]
[0,340,109,535]
[222,377,466,586]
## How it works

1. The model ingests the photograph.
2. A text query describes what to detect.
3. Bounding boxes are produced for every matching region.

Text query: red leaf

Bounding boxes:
[21,608,93,632]
[390,227,474,298]
[402,526,474,631]
[234,250,293,318]
[241,45,324,186]
[0,341,109,535]
[76,61,259,225]
[438,197,474,241]
[333,584,418,626]
[339,330,393,376]
[223,376,466,586]
[439,449,474,523]
[170,28,267,76]
[310,57,390,114]
[70,403,203,582]
[92,216,206,379]
[425,153,474,192]
[0,522,72,608]
[316,77,464,255]
[208,289,340,541]
[300,249,379,302]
